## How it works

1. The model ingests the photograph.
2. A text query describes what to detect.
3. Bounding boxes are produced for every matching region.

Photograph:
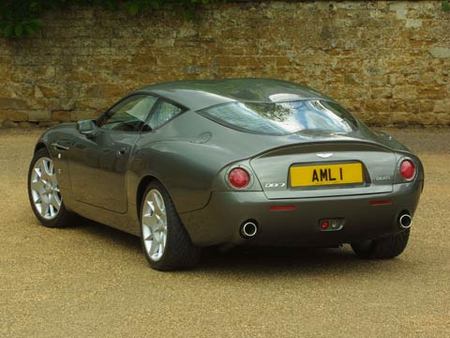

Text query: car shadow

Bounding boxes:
[71,219,411,277]
[196,246,404,276]
[72,217,142,255]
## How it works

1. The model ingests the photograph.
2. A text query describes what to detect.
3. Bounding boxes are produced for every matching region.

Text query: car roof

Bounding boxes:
[136,78,330,111]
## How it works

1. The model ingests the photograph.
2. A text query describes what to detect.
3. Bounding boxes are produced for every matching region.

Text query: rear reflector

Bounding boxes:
[269,205,297,212]
[369,199,393,206]
[320,220,330,230]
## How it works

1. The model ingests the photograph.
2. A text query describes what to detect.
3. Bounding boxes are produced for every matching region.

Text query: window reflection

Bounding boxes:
[199,100,357,135]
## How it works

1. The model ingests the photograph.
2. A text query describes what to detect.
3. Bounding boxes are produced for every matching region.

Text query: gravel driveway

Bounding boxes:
[1,128,449,337]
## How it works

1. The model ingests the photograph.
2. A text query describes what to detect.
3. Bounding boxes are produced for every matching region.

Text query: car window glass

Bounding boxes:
[198,100,357,135]
[146,100,183,129]
[100,95,158,131]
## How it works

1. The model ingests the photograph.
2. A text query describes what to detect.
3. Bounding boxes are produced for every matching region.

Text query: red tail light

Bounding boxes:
[400,159,416,181]
[228,168,250,189]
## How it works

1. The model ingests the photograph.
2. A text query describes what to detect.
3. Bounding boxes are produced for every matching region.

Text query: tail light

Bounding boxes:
[228,167,250,189]
[400,159,416,181]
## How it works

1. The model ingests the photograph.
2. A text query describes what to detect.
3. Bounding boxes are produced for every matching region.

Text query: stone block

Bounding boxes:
[28,110,51,122]
[70,110,98,121]
[393,85,417,100]
[51,111,73,122]
[1,119,18,128]
[429,47,450,59]
[0,98,28,110]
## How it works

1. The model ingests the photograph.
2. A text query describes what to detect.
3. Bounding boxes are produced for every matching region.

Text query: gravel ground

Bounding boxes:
[0,128,449,337]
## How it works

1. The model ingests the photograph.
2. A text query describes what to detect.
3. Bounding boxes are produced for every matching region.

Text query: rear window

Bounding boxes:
[198,100,358,135]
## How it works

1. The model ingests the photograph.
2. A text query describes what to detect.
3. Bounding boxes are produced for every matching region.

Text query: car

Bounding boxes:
[28,78,424,270]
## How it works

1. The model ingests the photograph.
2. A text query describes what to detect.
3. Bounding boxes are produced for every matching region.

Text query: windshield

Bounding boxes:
[198,100,358,135]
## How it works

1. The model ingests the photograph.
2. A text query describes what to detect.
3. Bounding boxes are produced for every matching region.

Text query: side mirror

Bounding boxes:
[77,120,98,138]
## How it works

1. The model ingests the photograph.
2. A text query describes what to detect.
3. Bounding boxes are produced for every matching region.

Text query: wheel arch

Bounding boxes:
[136,175,163,221]
[34,142,48,154]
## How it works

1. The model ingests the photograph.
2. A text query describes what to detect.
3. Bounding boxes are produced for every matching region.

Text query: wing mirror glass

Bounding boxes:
[77,120,98,138]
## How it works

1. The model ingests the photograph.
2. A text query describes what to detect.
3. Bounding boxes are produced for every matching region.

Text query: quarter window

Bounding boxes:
[99,95,158,131]
[146,100,183,129]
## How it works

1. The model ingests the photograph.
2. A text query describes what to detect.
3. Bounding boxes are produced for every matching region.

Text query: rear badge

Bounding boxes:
[374,175,392,182]
[264,182,286,189]
[316,153,333,158]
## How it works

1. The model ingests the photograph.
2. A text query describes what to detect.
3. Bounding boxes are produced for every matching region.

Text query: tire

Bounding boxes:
[351,229,410,259]
[28,147,76,228]
[140,181,200,271]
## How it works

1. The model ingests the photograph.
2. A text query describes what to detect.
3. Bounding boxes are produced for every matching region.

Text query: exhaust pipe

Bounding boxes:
[399,213,412,229]
[240,221,258,239]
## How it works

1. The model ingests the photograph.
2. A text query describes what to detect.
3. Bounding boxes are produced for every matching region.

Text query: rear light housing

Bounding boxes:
[228,167,251,189]
[399,159,416,181]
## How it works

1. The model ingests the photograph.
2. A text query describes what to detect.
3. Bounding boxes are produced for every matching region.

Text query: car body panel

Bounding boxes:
[33,79,424,246]
[179,179,423,246]
[69,129,139,213]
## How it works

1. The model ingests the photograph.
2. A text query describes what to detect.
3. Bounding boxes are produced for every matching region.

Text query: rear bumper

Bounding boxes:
[180,181,423,247]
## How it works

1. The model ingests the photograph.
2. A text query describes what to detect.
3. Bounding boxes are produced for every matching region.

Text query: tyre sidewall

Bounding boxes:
[139,182,198,270]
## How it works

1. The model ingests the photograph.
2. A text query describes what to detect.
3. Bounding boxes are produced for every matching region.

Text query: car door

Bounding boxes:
[69,94,158,213]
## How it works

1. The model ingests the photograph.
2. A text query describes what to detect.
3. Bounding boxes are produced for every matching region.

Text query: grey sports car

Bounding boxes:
[28,79,423,270]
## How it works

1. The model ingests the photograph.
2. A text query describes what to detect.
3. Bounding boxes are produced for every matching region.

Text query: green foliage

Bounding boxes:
[443,0,450,12]
[0,0,224,38]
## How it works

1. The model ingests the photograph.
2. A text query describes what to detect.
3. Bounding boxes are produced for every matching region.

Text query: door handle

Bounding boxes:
[51,142,70,151]
[116,148,128,156]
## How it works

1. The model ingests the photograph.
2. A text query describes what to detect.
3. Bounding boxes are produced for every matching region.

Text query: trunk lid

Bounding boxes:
[250,140,396,200]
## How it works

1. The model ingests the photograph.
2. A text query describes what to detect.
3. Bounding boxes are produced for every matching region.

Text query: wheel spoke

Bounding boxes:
[152,191,165,215]
[142,224,152,240]
[31,190,41,204]
[50,193,61,210]
[43,159,52,176]
[153,214,162,229]
[40,201,49,217]
[142,213,152,226]
[34,167,42,179]
[49,204,56,217]
[48,160,55,175]
[149,236,159,256]
[31,179,44,192]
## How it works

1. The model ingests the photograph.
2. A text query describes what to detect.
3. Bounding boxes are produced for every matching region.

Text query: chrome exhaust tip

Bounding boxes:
[399,213,412,229]
[240,221,258,239]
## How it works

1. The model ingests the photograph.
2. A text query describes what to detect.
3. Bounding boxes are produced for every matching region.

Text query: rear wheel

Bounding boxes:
[140,182,200,271]
[28,147,76,228]
[351,229,410,259]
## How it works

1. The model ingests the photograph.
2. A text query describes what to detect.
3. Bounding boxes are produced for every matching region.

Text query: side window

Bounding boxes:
[146,100,183,130]
[100,95,158,131]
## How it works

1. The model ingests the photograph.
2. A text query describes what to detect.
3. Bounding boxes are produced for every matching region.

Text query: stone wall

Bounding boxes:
[0,1,449,128]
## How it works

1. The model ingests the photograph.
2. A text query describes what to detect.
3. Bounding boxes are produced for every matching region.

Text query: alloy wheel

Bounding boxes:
[30,157,62,220]
[142,189,168,262]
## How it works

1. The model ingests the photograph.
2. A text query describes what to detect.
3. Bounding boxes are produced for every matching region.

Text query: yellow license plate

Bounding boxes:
[290,163,364,187]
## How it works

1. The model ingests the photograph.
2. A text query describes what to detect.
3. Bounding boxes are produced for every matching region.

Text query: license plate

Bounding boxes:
[290,162,364,187]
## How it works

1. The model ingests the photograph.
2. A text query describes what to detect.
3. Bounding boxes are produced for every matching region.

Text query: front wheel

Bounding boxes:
[351,229,410,259]
[140,182,200,271]
[28,147,76,228]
